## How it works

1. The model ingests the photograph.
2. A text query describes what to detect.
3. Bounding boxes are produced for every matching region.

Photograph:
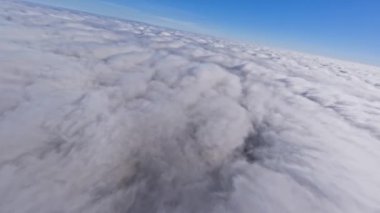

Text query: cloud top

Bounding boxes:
[1,1,380,213]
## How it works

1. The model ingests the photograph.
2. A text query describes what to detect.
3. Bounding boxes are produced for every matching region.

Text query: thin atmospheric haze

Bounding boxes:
[0,1,380,213]
[27,0,380,66]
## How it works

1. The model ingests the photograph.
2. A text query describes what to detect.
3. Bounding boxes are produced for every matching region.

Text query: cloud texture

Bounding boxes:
[1,1,380,213]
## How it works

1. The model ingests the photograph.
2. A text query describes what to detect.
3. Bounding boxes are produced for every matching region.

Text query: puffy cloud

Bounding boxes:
[1,1,380,213]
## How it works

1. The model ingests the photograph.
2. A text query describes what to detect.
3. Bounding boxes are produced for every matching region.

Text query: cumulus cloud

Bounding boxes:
[1,1,380,213]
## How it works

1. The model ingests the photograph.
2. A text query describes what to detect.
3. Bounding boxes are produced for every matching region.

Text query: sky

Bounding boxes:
[26,0,380,66]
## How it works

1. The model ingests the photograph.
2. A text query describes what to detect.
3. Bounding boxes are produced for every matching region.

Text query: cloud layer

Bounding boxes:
[1,1,380,213]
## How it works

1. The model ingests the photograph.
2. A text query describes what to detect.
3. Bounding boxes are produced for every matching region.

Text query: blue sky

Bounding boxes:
[27,0,380,65]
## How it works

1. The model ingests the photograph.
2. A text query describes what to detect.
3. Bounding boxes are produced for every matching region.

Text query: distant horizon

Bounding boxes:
[2,1,380,212]
[25,0,380,67]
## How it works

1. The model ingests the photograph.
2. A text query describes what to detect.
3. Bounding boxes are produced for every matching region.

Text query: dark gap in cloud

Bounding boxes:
[242,131,269,164]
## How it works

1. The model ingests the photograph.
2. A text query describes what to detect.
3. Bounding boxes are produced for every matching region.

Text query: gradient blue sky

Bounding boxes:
[27,0,380,65]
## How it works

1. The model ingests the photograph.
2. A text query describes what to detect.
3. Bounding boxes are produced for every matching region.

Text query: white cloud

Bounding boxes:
[25,0,202,32]
[1,1,380,213]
